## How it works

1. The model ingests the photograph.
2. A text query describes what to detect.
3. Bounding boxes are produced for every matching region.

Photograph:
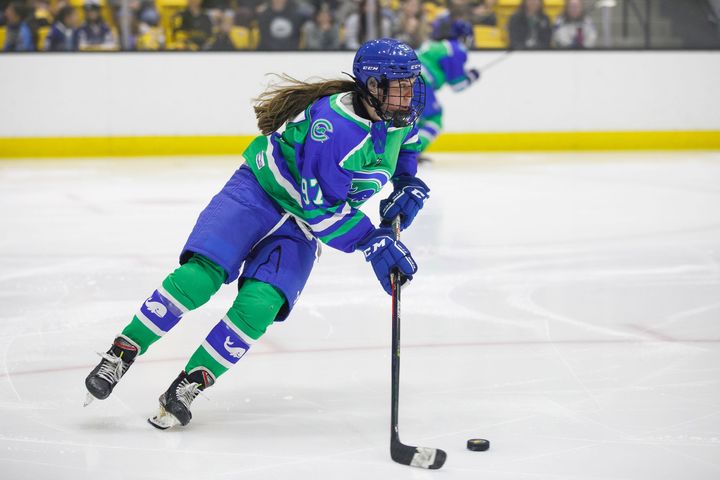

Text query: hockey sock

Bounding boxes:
[184,279,286,378]
[121,254,226,354]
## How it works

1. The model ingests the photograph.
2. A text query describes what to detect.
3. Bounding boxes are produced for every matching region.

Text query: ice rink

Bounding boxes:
[1,152,719,480]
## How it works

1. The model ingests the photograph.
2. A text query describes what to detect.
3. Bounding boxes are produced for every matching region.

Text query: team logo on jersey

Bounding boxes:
[310,119,333,142]
[144,298,167,318]
[224,336,247,359]
[255,151,265,169]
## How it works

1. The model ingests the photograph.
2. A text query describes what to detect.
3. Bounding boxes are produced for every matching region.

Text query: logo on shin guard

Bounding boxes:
[224,336,247,359]
[144,298,168,318]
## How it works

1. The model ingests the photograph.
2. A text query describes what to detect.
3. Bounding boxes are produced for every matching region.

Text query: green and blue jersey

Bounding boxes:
[418,39,473,92]
[244,92,421,253]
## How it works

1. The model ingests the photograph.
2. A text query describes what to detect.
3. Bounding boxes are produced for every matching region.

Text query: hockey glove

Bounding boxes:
[379,176,430,231]
[466,68,481,84]
[357,228,417,295]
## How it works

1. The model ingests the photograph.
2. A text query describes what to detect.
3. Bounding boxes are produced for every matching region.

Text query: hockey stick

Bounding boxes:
[389,217,447,469]
[478,47,514,73]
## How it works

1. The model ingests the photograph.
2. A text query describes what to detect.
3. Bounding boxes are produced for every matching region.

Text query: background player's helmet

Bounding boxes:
[431,18,475,48]
[352,38,425,127]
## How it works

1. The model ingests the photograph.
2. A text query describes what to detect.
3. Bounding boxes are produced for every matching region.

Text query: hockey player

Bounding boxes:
[84,38,431,429]
[416,19,481,161]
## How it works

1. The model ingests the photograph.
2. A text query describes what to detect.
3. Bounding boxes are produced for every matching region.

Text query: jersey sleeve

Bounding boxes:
[439,40,472,91]
[298,127,375,253]
[394,124,420,178]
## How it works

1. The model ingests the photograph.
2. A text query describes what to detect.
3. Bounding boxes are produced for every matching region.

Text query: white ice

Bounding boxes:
[1,152,719,480]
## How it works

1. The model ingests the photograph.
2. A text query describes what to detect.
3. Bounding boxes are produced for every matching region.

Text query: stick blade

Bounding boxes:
[391,442,447,469]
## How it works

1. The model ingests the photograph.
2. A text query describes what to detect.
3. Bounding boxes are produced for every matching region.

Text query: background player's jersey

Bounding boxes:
[244,92,421,253]
[418,39,471,91]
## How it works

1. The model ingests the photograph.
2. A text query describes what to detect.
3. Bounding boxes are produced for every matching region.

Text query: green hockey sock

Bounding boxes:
[121,254,226,354]
[184,279,286,378]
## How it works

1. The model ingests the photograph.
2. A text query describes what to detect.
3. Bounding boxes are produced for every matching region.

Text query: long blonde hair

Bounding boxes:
[254,75,356,135]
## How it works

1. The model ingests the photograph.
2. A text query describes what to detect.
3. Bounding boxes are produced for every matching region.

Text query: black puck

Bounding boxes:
[467,438,490,451]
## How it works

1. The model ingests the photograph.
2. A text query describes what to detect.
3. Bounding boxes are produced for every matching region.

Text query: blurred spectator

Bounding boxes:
[430,0,471,40]
[302,2,340,50]
[28,0,52,29]
[391,0,428,49]
[508,0,551,49]
[309,0,341,11]
[469,0,496,27]
[3,2,35,51]
[233,0,262,27]
[174,0,213,50]
[77,0,118,50]
[293,0,315,19]
[343,0,393,50]
[552,0,597,49]
[106,0,153,49]
[421,0,445,23]
[208,11,235,50]
[136,6,165,50]
[202,0,234,27]
[257,0,304,50]
[0,0,8,26]
[136,1,160,28]
[445,0,472,20]
[44,5,79,51]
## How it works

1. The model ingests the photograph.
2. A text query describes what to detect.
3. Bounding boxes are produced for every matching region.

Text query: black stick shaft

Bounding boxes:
[479,48,513,73]
[390,217,402,445]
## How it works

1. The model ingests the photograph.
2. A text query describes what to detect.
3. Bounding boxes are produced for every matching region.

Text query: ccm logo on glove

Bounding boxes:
[357,229,417,295]
[379,176,430,231]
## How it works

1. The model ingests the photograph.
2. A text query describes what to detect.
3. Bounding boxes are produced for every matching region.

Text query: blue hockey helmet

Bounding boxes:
[352,38,425,127]
[431,18,474,47]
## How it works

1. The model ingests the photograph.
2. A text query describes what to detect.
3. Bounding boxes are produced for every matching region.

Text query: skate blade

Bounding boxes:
[148,405,181,430]
[83,392,96,407]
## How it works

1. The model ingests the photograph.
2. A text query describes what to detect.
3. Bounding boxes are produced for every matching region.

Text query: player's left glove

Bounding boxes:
[379,175,430,231]
[466,68,481,84]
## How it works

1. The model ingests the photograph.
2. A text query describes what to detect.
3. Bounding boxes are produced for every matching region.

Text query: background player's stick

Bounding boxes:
[389,217,447,469]
[478,47,514,73]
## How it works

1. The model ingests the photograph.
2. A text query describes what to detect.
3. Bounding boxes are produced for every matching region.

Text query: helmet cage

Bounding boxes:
[354,74,425,128]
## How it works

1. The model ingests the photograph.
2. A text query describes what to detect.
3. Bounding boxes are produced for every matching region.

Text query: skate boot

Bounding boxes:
[148,368,215,430]
[84,335,139,406]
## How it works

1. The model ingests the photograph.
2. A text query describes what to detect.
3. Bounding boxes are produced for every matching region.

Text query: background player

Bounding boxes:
[416,19,481,162]
[84,38,432,430]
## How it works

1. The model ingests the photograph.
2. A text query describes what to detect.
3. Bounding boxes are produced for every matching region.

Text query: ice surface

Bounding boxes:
[1,152,719,479]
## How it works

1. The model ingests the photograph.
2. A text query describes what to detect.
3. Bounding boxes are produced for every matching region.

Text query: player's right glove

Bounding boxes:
[357,228,417,295]
[379,175,430,231]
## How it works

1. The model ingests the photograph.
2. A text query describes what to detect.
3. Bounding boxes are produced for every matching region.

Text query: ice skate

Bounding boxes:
[148,368,214,430]
[84,335,139,406]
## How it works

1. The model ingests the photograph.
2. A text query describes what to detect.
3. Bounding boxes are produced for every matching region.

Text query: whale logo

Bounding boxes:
[224,336,247,359]
[144,298,167,318]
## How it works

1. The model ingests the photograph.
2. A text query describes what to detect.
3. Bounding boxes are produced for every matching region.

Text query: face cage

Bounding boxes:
[462,35,475,50]
[357,75,426,128]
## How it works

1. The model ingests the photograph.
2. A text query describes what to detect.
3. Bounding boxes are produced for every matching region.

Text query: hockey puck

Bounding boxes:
[467,438,490,451]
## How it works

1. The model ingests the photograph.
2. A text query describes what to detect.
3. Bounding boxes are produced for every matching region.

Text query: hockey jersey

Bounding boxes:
[418,39,472,92]
[244,91,421,253]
